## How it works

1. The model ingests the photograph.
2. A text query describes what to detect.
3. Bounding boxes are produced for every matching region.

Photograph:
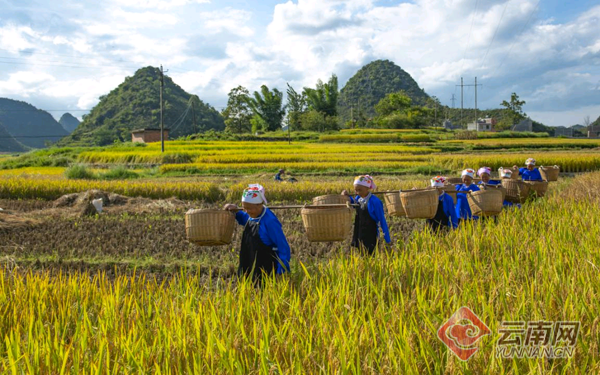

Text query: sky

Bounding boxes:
[0,0,599,127]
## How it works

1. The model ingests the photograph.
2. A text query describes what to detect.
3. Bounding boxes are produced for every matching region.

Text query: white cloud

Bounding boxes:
[112,0,210,10]
[1,0,599,126]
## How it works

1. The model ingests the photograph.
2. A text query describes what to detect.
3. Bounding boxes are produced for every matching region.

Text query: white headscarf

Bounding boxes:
[241,184,267,204]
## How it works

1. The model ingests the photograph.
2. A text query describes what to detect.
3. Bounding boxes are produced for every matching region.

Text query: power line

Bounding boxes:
[478,1,509,70]
[489,0,541,79]
[459,0,480,75]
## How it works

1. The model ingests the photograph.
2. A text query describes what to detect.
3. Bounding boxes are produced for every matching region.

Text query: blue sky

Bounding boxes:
[1,0,599,126]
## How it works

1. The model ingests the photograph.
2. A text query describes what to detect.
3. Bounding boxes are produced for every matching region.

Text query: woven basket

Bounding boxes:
[524,181,549,197]
[400,188,439,219]
[443,185,457,205]
[383,191,405,217]
[301,206,353,242]
[480,184,506,201]
[499,167,520,180]
[312,194,350,206]
[467,189,504,216]
[540,166,559,182]
[186,209,236,246]
[501,179,531,204]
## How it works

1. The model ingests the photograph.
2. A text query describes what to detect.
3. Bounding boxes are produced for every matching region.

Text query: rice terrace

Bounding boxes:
[2,0,600,373]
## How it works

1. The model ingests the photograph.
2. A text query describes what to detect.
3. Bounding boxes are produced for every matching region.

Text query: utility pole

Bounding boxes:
[460,77,463,126]
[450,94,456,109]
[456,77,482,128]
[474,77,478,124]
[191,98,197,134]
[159,65,168,153]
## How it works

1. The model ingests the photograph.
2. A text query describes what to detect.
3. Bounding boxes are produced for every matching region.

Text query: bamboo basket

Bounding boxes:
[383,191,405,217]
[312,194,350,206]
[540,166,560,182]
[501,179,531,204]
[400,188,439,219]
[480,184,506,201]
[443,185,457,205]
[467,189,504,216]
[301,206,353,242]
[499,167,520,180]
[524,181,549,197]
[186,209,236,246]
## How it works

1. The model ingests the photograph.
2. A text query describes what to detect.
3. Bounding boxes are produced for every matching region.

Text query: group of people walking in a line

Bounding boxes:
[223,158,545,282]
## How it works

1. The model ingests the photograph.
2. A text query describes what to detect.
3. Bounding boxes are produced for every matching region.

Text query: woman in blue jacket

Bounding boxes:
[341,175,391,255]
[513,158,544,181]
[455,169,480,222]
[223,184,291,282]
[477,166,501,186]
[426,176,458,231]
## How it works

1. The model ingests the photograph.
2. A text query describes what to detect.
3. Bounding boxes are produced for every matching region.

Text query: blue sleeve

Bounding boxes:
[370,198,391,243]
[444,195,459,228]
[455,184,461,191]
[262,215,291,274]
[235,211,249,225]
[534,169,543,181]
[348,195,357,204]
[471,184,480,192]
[519,167,526,176]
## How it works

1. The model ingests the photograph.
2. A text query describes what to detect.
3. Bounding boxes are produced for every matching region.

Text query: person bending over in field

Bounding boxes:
[223,184,291,283]
[513,158,543,181]
[341,175,391,255]
[477,167,500,185]
[274,169,285,182]
[455,169,480,223]
[426,176,458,232]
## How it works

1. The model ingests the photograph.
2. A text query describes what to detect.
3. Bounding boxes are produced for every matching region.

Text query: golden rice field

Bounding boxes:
[2,171,600,373]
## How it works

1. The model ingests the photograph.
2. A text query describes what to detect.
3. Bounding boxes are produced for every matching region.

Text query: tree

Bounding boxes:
[500,93,527,129]
[374,91,412,116]
[303,75,339,117]
[298,110,339,132]
[425,96,442,126]
[246,85,286,132]
[583,115,591,130]
[222,86,252,134]
[286,84,307,131]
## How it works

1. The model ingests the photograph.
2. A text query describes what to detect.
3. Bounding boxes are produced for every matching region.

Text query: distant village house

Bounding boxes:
[467,117,496,132]
[131,128,169,143]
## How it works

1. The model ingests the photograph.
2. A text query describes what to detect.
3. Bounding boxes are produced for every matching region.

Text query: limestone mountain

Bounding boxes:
[0,122,27,152]
[0,98,69,149]
[60,66,225,146]
[337,60,430,122]
[59,113,80,133]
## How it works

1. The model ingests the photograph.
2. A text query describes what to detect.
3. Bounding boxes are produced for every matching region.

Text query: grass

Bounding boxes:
[1,173,599,372]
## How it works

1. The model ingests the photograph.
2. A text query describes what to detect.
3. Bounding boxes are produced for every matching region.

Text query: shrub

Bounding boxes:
[65,165,96,180]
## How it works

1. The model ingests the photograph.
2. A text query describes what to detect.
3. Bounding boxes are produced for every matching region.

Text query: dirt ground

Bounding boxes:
[0,191,423,280]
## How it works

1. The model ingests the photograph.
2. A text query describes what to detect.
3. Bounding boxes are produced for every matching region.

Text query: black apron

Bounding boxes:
[238,216,278,281]
[351,198,379,255]
[426,196,449,231]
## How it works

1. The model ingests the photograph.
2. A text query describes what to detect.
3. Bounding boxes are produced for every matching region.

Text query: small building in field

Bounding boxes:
[588,125,600,138]
[467,117,496,132]
[554,126,573,137]
[131,128,169,143]
[512,118,533,132]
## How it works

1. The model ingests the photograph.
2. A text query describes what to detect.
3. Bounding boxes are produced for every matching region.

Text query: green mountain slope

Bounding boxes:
[60,67,224,146]
[0,122,28,152]
[337,60,430,122]
[59,113,80,133]
[0,98,68,148]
